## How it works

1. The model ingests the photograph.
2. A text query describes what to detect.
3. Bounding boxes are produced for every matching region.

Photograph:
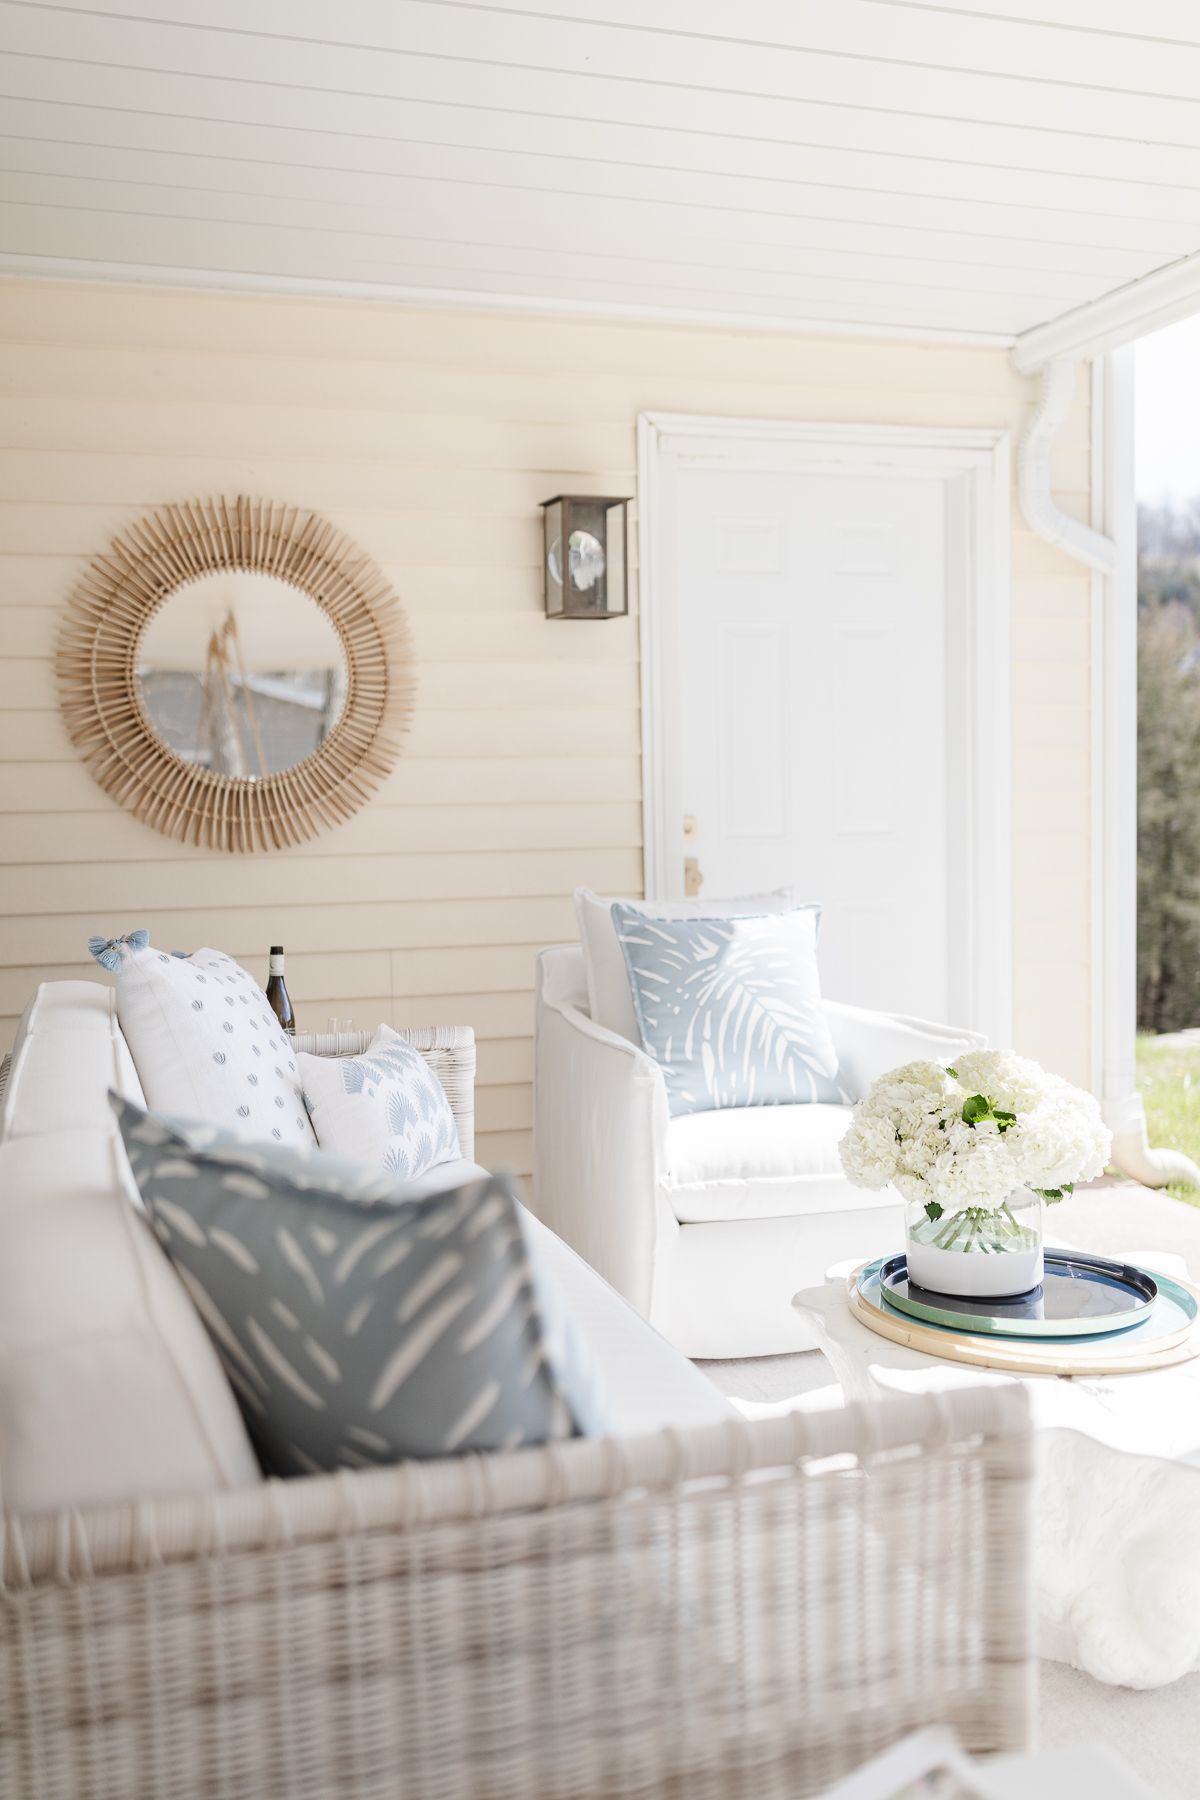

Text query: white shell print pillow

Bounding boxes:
[90,931,315,1147]
[298,1024,460,1178]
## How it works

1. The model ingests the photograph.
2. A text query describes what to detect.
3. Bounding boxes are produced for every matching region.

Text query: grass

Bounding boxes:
[1136,1031,1200,1205]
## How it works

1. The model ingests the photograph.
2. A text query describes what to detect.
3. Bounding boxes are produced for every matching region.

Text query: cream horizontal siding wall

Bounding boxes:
[0,280,1096,1176]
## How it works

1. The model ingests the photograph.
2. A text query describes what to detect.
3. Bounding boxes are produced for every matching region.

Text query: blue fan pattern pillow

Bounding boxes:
[298,1025,460,1179]
[613,904,847,1117]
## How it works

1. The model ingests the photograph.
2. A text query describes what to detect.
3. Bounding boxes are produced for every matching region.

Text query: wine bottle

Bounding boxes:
[265,944,295,1036]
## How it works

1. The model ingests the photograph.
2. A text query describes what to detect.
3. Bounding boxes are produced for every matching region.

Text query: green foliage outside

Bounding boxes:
[1136,1032,1200,1207]
[1137,504,1200,1200]
[1138,504,1200,1033]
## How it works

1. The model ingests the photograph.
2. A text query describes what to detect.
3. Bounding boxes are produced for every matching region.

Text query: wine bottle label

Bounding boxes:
[269,954,284,976]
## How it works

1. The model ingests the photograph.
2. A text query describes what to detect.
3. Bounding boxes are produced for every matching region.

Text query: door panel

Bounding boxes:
[676,466,949,1019]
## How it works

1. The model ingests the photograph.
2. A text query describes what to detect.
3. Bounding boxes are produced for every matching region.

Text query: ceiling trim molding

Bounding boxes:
[1012,248,1200,373]
[0,253,1019,350]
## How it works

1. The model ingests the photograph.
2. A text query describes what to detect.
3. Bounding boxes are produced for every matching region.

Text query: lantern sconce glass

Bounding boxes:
[541,495,630,619]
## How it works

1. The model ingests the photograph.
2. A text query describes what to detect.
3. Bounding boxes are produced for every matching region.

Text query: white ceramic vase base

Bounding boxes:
[906,1238,1045,1300]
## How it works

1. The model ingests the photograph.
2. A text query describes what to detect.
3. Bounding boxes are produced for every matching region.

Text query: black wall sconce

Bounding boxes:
[541,495,630,619]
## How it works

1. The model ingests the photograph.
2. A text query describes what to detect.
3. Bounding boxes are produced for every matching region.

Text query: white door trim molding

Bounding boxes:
[637,410,1013,1045]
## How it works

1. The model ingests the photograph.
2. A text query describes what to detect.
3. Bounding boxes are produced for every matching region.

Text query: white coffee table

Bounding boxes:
[793,1247,1200,1691]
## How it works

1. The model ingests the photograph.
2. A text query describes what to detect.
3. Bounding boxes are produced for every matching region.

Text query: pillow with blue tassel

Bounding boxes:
[89,929,314,1147]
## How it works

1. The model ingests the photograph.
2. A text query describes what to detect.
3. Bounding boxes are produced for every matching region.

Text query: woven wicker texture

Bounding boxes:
[55,496,415,855]
[0,1386,1033,1799]
[293,1025,476,1164]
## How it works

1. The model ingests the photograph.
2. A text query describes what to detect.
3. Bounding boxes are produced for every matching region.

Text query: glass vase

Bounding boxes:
[904,1187,1044,1299]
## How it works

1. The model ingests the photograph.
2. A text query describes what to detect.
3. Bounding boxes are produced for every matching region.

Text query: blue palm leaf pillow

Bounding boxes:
[612,903,847,1116]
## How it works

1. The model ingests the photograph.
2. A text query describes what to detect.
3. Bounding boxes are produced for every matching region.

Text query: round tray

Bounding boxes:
[877,1250,1157,1338]
[850,1260,1200,1376]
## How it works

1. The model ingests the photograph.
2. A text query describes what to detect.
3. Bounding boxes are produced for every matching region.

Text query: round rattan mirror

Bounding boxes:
[57,497,414,853]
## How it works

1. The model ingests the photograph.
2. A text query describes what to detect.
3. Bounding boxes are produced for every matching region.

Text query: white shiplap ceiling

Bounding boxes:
[3,0,1200,347]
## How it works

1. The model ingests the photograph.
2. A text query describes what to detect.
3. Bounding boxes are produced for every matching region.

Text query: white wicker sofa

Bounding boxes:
[0,980,1034,1798]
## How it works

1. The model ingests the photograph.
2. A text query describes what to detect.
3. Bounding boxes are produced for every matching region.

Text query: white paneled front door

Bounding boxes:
[639,415,1012,1040]
[674,466,949,1019]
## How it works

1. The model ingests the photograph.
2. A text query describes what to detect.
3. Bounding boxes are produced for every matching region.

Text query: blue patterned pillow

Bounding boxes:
[112,1095,608,1476]
[297,1026,460,1179]
[612,904,846,1116]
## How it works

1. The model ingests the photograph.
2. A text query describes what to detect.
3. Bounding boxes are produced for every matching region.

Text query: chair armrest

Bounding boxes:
[293,1025,476,1163]
[823,999,987,1101]
[534,961,669,1317]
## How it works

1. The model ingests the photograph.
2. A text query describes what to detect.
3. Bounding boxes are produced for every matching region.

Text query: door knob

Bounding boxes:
[684,855,703,897]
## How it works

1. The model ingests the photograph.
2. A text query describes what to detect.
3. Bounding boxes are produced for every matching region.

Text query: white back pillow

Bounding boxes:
[93,933,316,1148]
[573,886,799,1044]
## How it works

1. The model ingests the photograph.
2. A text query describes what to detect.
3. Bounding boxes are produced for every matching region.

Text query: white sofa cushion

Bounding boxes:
[661,1103,895,1224]
[573,885,797,1045]
[100,936,315,1149]
[520,1207,733,1431]
[1,980,145,1141]
[0,1129,260,1513]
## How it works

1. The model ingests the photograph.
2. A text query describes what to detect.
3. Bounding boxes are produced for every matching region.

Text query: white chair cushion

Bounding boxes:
[662,1103,894,1224]
[105,938,316,1149]
[1,981,145,1142]
[573,885,797,1045]
[0,1130,260,1513]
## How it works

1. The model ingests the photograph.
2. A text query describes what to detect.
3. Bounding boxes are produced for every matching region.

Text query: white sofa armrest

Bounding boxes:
[534,948,670,1317]
[824,999,987,1101]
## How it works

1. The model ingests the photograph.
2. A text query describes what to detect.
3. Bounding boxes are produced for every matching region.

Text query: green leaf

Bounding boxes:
[945,1066,958,1080]
[924,1200,944,1222]
[962,1093,1018,1133]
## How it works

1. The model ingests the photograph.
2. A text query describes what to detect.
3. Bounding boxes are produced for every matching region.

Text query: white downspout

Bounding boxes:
[1017,355,1200,1190]
[1018,359,1116,574]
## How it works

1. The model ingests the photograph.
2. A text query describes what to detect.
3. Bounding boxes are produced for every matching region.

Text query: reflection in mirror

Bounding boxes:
[136,571,348,779]
[548,528,606,594]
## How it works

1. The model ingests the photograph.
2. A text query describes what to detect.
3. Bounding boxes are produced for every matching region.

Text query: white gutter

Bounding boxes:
[1013,246,1200,373]
[1107,1096,1200,1192]
[1016,358,1116,574]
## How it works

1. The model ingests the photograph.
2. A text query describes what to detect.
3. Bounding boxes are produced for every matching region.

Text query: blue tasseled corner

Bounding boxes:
[87,928,150,972]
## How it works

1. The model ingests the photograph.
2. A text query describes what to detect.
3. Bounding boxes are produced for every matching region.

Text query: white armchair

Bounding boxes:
[534,945,986,1359]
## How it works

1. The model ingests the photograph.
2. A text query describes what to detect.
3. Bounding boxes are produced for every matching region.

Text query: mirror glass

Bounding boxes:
[136,571,348,778]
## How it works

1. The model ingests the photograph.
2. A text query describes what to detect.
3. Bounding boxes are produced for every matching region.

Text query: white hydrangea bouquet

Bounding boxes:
[839,1049,1112,1298]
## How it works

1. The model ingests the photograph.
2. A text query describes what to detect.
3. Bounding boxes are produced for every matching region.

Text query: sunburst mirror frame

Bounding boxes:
[57,496,415,854]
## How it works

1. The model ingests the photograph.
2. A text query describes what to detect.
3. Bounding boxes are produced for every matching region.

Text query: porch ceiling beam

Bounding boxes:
[1012,247,1200,374]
